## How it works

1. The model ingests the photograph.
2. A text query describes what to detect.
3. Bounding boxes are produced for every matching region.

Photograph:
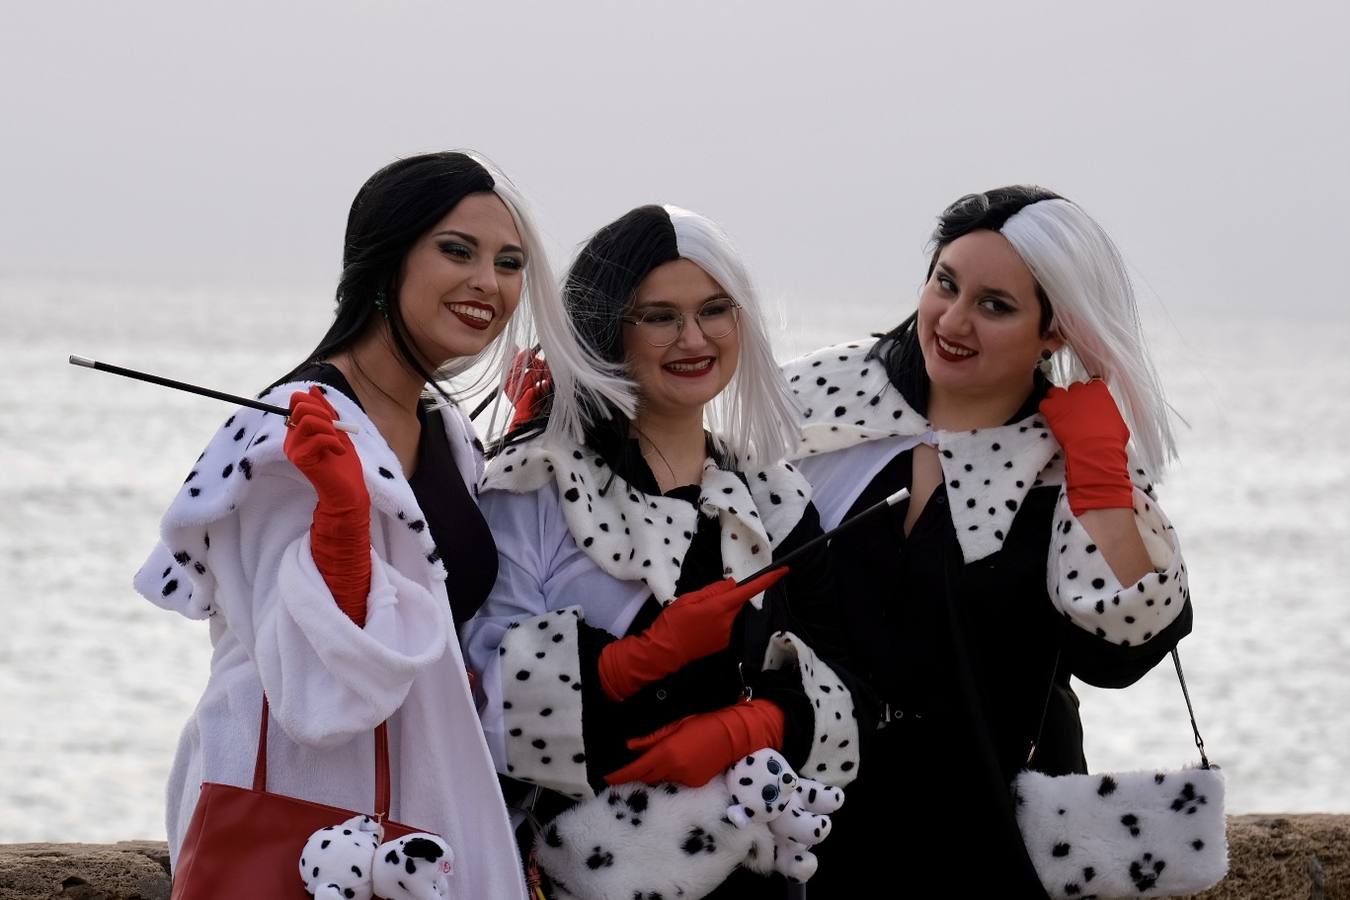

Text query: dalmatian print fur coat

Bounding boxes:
[132,382,527,900]
[459,436,860,896]
[779,337,1197,897]
[461,436,861,802]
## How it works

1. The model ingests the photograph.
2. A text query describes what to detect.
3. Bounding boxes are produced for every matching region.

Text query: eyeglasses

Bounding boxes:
[620,297,741,348]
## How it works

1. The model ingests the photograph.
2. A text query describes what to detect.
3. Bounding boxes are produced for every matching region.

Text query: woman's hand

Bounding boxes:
[597,568,789,702]
[1039,380,1133,515]
[504,346,552,431]
[603,698,785,787]
[285,386,371,625]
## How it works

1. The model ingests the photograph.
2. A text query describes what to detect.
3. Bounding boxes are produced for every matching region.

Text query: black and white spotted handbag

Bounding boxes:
[1012,648,1227,898]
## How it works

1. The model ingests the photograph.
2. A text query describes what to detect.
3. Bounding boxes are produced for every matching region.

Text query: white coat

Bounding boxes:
[135,382,527,899]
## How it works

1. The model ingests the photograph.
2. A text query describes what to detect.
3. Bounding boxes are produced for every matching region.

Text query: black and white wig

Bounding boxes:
[284,150,629,442]
[559,204,799,465]
[920,187,1177,475]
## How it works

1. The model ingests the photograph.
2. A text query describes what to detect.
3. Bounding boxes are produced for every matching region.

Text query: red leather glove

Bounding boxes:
[597,568,789,702]
[1039,380,1133,515]
[504,347,552,431]
[285,386,371,626]
[604,698,786,787]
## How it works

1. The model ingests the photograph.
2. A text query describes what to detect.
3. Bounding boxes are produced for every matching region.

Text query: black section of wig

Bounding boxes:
[875,185,1062,403]
[564,205,679,366]
[276,152,497,397]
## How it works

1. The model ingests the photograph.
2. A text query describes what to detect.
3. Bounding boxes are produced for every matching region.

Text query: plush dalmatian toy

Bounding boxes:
[532,748,843,900]
[724,750,845,883]
[299,815,453,900]
[372,832,453,900]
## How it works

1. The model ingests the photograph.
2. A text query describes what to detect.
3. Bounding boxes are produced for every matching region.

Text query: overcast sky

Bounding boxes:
[2,0,1347,317]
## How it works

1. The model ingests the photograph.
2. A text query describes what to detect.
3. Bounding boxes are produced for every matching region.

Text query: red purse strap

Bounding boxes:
[254,698,392,818]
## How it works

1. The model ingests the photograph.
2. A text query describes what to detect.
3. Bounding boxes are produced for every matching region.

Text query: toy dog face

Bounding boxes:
[727,751,795,822]
[372,833,453,900]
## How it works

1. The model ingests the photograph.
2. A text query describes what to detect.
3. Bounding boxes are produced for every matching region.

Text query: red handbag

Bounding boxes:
[169,699,425,899]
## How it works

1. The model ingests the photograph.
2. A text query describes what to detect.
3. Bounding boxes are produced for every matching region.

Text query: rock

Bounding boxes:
[0,842,170,900]
[1183,814,1349,900]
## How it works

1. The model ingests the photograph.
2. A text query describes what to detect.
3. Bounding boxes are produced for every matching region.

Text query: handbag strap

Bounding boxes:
[1030,646,1211,770]
[254,697,394,818]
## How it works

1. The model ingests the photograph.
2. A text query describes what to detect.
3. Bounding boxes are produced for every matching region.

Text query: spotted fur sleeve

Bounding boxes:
[1047,485,1189,649]
[462,485,631,802]
[761,632,861,788]
[494,608,593,800]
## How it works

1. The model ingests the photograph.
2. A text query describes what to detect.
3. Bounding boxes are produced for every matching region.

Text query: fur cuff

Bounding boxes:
[1048,486,1189,647]
[762,631,860,787]
[498,608,592,800]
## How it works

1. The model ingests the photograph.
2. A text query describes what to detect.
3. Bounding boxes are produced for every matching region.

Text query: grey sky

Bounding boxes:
[2,0,1347,315]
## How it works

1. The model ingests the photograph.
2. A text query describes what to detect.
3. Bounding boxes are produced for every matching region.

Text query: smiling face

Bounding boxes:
[396,192,525,367]
[623,258,741,423]
[917,229,1059,409]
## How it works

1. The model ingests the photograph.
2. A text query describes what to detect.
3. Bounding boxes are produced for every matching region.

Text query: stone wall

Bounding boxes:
[0,815,1345,898]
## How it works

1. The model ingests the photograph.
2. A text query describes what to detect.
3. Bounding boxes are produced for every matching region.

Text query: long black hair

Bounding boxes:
[277,152,498,397]
[872,185,1061,411]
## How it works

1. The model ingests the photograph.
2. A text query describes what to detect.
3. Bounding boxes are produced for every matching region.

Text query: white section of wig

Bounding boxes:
[431,153,635,443]
[666,205,800,466]
[1000,198,1177,475]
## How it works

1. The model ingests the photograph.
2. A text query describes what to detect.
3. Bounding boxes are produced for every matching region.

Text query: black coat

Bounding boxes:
[795,335,1194,898]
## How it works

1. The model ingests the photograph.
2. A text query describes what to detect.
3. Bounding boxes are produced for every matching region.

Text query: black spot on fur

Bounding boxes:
[402,837,443,862]
[585,847,615,869]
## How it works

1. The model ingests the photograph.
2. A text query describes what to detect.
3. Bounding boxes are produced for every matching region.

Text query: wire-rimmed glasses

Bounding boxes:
[620,297,741,348]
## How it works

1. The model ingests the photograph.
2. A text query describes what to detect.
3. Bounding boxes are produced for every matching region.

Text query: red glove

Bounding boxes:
[1039,380,1133,515]
[604,698,786,787]
[505,347,552,431]
[598,568,789,702]
[285,387,371,626]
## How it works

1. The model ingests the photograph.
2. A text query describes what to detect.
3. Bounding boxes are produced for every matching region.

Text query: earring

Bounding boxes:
[1035,348,1054,378]
[374,290,390,317]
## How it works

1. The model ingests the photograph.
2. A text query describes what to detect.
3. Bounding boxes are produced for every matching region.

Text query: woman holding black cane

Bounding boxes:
[461,205,865,899]
[783,187,1196,897]
[133,152,628,898]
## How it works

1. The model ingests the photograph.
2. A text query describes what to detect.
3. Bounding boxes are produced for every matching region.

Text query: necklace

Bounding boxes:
[634,427,681,490]
[344,354,419,419]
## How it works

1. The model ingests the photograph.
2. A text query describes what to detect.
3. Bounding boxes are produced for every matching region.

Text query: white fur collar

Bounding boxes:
[480,438,812,603]
[785,340,1158,563]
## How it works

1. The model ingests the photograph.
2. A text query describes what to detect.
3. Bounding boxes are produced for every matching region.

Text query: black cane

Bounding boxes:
[69,355,359,433]
[737,487,908,586]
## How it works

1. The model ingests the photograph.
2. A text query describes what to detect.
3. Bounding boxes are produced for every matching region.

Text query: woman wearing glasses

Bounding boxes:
[461,205,860,899]
[782,187,1194,896]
